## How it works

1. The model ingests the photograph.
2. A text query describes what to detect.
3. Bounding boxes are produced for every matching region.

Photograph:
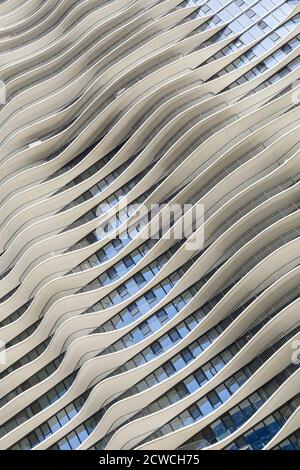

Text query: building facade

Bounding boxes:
[0,0,299,451]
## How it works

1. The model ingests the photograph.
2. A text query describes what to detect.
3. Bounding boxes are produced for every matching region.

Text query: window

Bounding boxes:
[208,391,222,408]
[157,309,169,323]
[124,256,134,268]
[202,364,214,380]
[176,382,188,398]
[211,419,228,440]
[258,20,268,31]
[181,349,193,363]
[240,399,254,419]
[230,406,246,426]
[140,322,151,336]
[222,415,235,433]
[58,438,71,450]
[145,291,156,303]
[235,436,248,450]
[227,378,239,394]
[198,398,214,416]
[49,417,61,433]
[270,32,280,42]
[155,367,167,382]
[216,384,231,403]
[164,362,176,376]
[202,4,210,14]
[195,369,207,386]
[151,342,162,355]
[184,376,199,394]
[235,371,248,386]
[211,357,224,372]
[282,44,292,53]
[190,405,202,420]
[67,432,81,449]
[76,425,89,442]
[169,329,180,342]
[107,267,117,279]
[247,10,256,19]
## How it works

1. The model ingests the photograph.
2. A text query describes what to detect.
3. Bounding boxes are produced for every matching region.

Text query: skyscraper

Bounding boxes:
[0,0,299,451]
